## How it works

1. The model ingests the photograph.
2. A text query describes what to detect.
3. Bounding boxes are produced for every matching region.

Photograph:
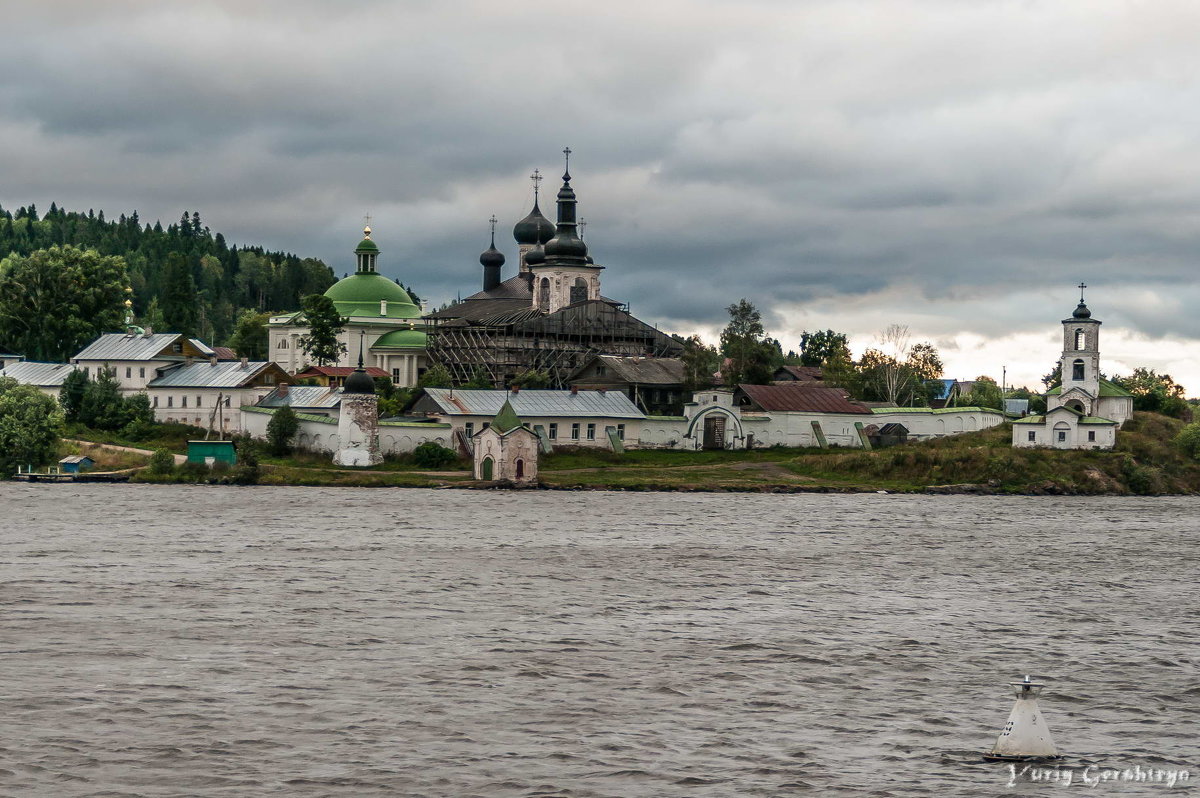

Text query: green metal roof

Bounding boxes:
[373,328,427,348]
[1012,413,1117,425]
[491,399,523,433]
[241,406,338,424]
[870,406,1001,414]
[354,238,379,252]
[1046,378,1133,397]
[323,273,421,319]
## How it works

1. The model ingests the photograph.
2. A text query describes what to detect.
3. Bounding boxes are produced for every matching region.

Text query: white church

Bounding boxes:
[1012,289,1134,450]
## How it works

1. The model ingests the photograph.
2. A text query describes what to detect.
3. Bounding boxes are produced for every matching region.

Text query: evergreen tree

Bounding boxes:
[78,368,127,431]
[161,253,198,336]
[297,294,346,366]
[266,406,299,456]
[58,369,90,423]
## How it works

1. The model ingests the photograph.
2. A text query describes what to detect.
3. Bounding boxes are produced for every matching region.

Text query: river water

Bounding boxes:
[2,485,1196,796]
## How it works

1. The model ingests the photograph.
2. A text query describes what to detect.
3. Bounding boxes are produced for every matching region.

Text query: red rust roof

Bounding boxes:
[295,366,390,378]
[736,383,871,414]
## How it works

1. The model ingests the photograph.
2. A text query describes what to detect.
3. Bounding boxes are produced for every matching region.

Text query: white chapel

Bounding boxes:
[1012,288,1134,450]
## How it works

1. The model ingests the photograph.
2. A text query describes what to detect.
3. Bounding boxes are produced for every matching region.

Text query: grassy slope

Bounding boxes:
[537,413,1198,495]
[75,412,1197,494]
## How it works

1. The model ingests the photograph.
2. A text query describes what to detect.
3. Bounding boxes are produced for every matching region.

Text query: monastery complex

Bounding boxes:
[0,152,1138,470]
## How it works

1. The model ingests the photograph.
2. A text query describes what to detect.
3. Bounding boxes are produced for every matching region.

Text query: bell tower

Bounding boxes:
[1054,283,1102,413]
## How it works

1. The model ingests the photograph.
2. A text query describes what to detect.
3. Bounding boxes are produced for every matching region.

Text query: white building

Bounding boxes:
[0,361,75,398]
[146,359,289,432]
[71,331,215,392]
[410,387,645,451]
[472,400,539,485]
[268,227,428,385]
[1013,293,1132,450]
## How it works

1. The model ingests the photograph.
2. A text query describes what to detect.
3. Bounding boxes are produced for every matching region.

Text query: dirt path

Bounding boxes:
[66,439,187,465]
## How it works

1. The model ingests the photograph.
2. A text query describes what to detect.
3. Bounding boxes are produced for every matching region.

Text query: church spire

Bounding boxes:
[480,215,505,292]
[354,219,379,274]
[542,147,588,264]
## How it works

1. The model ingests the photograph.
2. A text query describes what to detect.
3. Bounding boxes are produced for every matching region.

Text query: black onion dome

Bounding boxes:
[1072,302,1092,319]
[524,243,546,266]
[480,243,505,268]
[513,200,556,245]
[544,233,588,260]
[342,366,376,395]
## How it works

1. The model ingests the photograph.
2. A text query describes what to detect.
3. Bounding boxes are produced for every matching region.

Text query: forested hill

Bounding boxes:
[0,202,336,353]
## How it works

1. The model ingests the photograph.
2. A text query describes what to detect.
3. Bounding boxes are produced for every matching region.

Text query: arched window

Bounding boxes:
[539,277,550,308]
[570,277,588,305]
[1072,359,1085,381]
[515,459,525,479]
[1074,329,1085,351]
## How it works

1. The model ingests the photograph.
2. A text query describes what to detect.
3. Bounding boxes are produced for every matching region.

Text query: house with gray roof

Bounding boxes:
[146,359,289,432]
[71,332,217,393]
[411,387,645,450]
[568,355,686,415]
[0,361,76,398]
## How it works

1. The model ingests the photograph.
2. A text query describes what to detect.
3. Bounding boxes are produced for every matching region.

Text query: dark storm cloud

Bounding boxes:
[4,0,1200,384]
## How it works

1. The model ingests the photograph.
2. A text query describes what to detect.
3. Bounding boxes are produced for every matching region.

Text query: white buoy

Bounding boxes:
[983,675,1061,761]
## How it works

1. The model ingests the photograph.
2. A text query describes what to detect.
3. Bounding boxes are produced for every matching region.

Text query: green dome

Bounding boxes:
[355,237,379,253]
[323,273,421,319]
[373,328,428,348]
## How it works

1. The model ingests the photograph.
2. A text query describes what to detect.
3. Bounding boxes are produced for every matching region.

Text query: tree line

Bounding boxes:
[0,203,336,357]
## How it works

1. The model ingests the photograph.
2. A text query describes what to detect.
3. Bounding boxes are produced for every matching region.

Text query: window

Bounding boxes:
[571,423,580,440]
[167,396,173,408]
[587,423,596,440]
[172,343,182,354]
[548,423,558,440]
[1074,329,1085,351]
[278,339,288,349]
[153,396,159,408]
[1057,430,1067,442]
[125,367,132,378]
[539,277,551,308]
[570,277,588,304]
[617,424,625,440]
[596,365,607,377]
[182,396,189,408]
[1072,359,1085,381]
[392,368,401,381]
[139,367,145,379]
[465,422,474,438]
[224,397,231,407]
[1027,431,1036,442]
[1088,430,1096,442]
[482,422,490,430]
[196,396,202,407]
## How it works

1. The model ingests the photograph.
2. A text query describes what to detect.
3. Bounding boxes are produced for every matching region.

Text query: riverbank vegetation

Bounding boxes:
[26,409,1200,495]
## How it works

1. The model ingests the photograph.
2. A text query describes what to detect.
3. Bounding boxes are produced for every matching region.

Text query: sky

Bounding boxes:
[3,0,1200,392]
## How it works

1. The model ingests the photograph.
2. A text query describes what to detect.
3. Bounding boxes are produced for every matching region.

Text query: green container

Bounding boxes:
[187,440,237,466]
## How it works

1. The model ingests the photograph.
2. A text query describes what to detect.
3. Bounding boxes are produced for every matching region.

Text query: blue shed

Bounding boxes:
[59,455,96,474]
